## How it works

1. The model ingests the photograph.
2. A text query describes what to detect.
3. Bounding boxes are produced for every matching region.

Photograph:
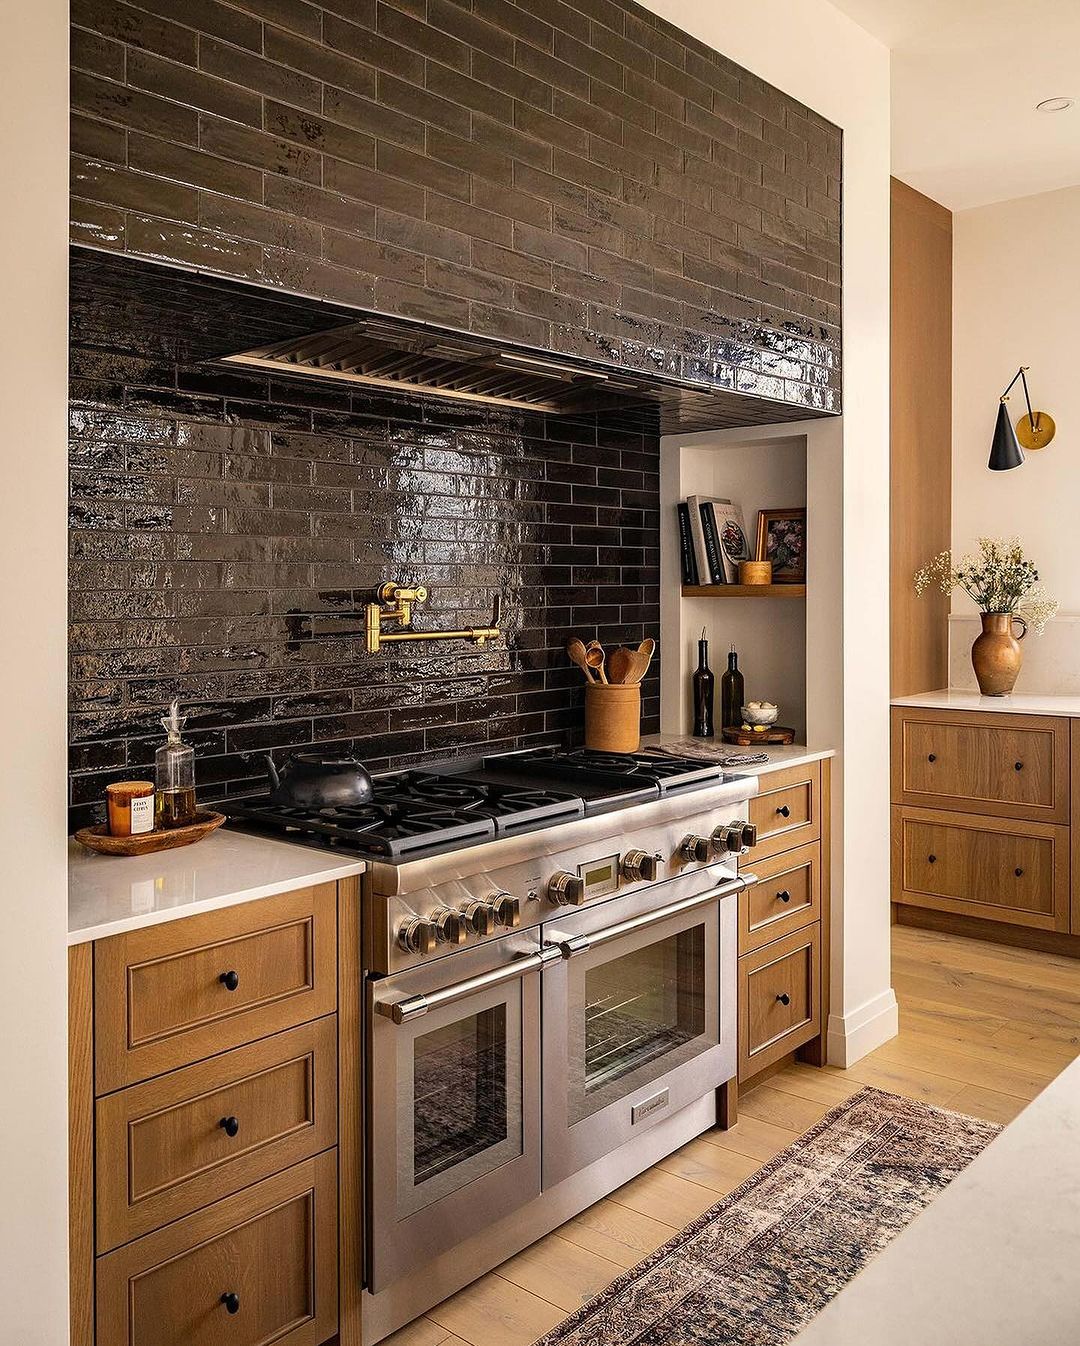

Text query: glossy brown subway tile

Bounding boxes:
[67,253,661,829]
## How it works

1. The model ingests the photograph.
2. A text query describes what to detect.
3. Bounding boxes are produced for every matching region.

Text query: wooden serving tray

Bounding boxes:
[75,811,226,856]
[722,725,796,746]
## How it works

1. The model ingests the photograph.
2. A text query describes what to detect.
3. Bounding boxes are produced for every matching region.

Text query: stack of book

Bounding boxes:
[676,496,750,585]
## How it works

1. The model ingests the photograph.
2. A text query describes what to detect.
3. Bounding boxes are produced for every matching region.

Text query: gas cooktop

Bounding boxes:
[227,748,727,861]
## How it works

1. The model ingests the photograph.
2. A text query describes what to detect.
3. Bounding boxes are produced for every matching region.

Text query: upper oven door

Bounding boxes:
[367,931,554,1292]
[541,868,743,1189]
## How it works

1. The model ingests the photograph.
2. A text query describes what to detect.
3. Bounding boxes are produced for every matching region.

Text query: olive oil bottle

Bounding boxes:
[720,644,744,730]
[155,699,197,828]
[692,627,714,737]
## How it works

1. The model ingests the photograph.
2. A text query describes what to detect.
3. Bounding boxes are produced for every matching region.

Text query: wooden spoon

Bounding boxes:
[584,644,608,683]
[566,637,596,682]
[607,647,634,684]
[637,638,655,660]
[620,649,652,683]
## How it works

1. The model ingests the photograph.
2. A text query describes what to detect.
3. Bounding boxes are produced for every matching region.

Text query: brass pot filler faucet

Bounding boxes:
[365,582,504,654]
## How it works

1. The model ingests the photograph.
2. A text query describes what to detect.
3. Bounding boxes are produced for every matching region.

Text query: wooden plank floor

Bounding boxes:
[385,926,1080,1346]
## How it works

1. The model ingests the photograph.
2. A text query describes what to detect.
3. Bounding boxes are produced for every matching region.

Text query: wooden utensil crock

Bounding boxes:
[739,560,773,585]
[585,683,641,752]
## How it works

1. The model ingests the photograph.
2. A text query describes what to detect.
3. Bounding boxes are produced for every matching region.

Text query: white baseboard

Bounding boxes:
[826,987,898,1067]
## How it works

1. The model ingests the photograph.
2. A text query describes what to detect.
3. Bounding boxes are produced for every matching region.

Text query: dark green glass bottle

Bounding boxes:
[720,644,744,730]
[692,627,714,738]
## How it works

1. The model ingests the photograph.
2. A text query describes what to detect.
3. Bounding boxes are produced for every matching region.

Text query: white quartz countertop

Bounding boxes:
[892,688,1080,717]
[69,829,365,945]
[641,733,834,776]
[791,1058,1080,1346]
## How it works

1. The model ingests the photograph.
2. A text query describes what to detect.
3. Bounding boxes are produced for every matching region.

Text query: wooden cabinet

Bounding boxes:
[96,1018,338,1249]
[892,708,1068,823]
[737,759,830,1084]
[69,878,362,1346]
[739,925,821,1079]
[892,706,1080,952]
[748,762,821,860]
[94,885,337,1094]
[96,1153,338,1346]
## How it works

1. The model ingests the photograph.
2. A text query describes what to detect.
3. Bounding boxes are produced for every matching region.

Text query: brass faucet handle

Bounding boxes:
[489,592,503,626]
[378,582,427,605]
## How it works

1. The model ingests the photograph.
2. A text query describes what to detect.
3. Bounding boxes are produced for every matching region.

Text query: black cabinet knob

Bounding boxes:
[221,1292,240,1315]
[219,1115,240,1138]
[776,889,791,903]
[776,992,791,1006]
[219,970,240,991]
[928,854,936,864]
[1014,761,1024,771]
[928,753,936,763]
[777,805,791,818]
[1015,868,1024,878]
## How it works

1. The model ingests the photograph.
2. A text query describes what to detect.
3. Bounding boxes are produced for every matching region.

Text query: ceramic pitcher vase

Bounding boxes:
[971,612,1027,696]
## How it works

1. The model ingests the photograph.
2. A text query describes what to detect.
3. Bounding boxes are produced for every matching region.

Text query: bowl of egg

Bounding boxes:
[740,701,779,728]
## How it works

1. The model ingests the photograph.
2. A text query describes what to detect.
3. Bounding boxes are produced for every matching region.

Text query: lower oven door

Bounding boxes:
[542,868,744,1188]
[367,930,556,1292]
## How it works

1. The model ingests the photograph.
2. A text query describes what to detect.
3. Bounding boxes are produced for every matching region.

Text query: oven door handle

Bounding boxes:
[556,873,756,958]
[375,943,562,1024]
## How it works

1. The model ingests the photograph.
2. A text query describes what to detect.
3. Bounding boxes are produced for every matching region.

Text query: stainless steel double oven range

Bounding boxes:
[350,748,759,1341]
[231,745,758,1339]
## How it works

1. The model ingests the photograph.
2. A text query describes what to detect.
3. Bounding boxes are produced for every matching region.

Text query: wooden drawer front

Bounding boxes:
[740,843,820,953]
[892,708,1068,823]
[97,1153,337,1346]
[96,1018,337,1250]
[748,763,820,860]
[95,886,337,1093]
[892,806,1070,932]
[739,925,821,1081]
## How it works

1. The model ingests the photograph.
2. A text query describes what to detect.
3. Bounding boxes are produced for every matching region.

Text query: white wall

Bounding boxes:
[951,184,1080,693]
[642,0,896,1064]
[0,3,70,1341]
[661,435,808,738]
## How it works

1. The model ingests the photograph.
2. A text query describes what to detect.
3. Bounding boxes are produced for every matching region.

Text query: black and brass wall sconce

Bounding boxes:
[988,366,1056,471]
[365,581,503,654]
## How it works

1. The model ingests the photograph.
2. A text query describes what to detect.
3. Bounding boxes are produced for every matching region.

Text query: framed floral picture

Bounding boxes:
[756,508,807,583]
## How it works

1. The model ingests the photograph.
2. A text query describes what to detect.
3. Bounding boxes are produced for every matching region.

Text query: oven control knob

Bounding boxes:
[491,892,521,928]
[712,824,746,856]
[739,820,758,849]
[432,907,467,946]
[679,835,712,864]
[463,900,495,937]
[621,849,661,882]
[548,871,586,905]
[397,918,437,956]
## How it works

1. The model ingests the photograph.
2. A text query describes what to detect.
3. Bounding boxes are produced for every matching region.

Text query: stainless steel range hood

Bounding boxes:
[220,317,644,414]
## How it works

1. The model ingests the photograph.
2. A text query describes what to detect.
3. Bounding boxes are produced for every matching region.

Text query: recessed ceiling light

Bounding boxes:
[1036,97,1074,113]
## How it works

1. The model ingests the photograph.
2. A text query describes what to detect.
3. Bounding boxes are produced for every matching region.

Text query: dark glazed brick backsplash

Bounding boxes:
[71,0,842,414]
[67,252,660,828]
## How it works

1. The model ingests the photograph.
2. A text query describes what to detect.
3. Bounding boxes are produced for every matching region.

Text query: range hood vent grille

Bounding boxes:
[221,320,629,412]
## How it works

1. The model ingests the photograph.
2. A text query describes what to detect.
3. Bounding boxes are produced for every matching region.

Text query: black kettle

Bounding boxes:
[264,753,374,809]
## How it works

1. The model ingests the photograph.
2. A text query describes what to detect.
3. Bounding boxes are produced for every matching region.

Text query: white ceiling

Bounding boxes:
[829,0,1080,210]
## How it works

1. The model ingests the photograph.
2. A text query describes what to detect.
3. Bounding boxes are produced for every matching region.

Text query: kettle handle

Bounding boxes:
[264,755,280,790]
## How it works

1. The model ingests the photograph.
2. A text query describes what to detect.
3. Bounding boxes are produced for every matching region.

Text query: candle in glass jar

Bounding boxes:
[106,781,155,837]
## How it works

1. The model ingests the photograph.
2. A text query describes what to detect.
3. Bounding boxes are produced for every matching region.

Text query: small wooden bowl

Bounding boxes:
[74,810,226,857]
[739,560,773,585]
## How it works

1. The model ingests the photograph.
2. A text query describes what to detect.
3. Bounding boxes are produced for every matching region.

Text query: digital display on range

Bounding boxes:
[578,855,620,897]
[585,863,613,886]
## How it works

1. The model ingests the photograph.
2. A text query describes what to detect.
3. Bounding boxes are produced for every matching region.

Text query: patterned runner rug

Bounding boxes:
[534,1087,1000,1346]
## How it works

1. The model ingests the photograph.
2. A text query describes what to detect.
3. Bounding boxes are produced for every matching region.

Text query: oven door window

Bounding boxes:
[397,990,524,1219]
[570,920,710,1125]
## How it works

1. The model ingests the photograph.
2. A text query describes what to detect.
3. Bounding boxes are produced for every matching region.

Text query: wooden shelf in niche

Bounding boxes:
[681,584,807,599]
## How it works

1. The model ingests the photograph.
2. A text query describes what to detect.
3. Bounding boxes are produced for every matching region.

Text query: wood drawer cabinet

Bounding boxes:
[738,925,821,1080]
[739,842,820,953]
[96,1017,338,1250]
[747,762,821,860]
[891,805,1069,932]
[96,1153,338,1346]
[891,707,1068,823]
[69,876,364,1346]
[94,885,338,1093]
